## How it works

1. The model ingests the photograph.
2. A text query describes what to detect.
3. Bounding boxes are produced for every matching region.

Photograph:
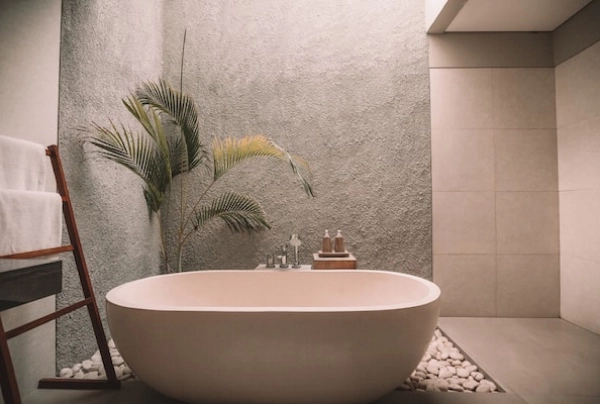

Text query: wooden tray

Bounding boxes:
[318,250,350,258]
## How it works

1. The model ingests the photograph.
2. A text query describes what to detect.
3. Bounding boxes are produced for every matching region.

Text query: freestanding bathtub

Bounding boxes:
[106,270,440,404]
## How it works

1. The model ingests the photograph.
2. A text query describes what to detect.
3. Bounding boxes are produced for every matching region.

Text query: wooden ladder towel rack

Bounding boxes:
[0,145,120,404]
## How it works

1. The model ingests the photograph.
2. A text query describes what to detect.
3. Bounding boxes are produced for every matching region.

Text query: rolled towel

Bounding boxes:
[0,189,62,256]
[0,135,47,191]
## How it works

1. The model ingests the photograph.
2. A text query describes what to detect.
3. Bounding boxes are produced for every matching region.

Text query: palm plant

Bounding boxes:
[89,79,314,272]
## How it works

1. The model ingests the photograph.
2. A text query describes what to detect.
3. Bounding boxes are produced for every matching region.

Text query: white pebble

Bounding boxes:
[449,383,464,392]
[438,369,453,379]
[425,381,438,391]
[112,356,124,366]
[463,380,479,391]
[72,363,82,372]
[413,371,426,380]
[59,368,73,378]
[450,352,464,360]
[481,380,497,391]
[83,371,99,380]
[426,364,439,375]
[472,371,485,381]
[435,379,449,392]
[82,360,92,371]
[456,368,470,378]
[475,384,491,393]
[108,339,116,349]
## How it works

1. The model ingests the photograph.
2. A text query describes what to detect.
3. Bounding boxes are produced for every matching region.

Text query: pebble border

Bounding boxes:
[59,328,499,393]
[396,328,499,393]
[58,339,135,382]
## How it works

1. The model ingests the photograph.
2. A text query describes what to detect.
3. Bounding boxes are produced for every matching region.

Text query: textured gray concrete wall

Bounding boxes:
[57,0,163,368]
[56,0,431,367]
[162,0,432,277]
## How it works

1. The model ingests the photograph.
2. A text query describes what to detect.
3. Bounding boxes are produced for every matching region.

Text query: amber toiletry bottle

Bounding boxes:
[334,230,345,252]
[322,230,332,253]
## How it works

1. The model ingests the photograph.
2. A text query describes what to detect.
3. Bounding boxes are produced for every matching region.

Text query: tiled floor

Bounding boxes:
[20,318,600,404]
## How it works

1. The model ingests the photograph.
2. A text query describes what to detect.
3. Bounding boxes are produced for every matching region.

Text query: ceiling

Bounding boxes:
[434,0,593,33]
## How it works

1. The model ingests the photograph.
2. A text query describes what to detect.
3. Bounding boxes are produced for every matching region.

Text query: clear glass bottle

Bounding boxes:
[279,243,289,268]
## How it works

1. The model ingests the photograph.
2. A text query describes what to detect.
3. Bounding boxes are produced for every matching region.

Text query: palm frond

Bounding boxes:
[192,192,271,233]
[212,135,315,197]
[135,79,207,174]
[88,121,168,212]
[122,96,172,175]
[168,135,189,178]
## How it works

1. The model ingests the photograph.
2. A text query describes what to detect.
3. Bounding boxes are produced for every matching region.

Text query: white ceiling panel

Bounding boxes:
[445,0,593,32]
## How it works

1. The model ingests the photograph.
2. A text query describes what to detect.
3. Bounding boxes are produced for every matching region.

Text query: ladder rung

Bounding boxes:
[0,245,74,259]
[5,297,93,340]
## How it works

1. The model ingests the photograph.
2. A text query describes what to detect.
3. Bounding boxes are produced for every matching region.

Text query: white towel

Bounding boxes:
[0,189,63,256]
[0,135,47,191]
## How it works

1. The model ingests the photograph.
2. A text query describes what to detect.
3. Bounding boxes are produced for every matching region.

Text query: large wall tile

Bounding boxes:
[557,116,600,191]
[497,254,559,317]
[495,129,558,191]
[496,192,559,254]
[433,254,496,317]
[559,189,600,263]
[555,40,600,128]
[430,68,494,129]
[431,128,494,191]
[561,255,600,335]
[493,68,556,129]
[433,191,496,254]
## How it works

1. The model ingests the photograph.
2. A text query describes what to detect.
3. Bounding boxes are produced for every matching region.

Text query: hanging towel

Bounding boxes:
[0,189,63,256]
[0,135,47,191]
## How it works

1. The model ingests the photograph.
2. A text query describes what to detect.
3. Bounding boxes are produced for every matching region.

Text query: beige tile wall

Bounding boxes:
[431,67,560,317]
[556,40,600,334]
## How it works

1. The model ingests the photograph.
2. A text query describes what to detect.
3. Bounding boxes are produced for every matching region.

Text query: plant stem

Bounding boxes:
[157,211,169,272]
[176,240,184,273]
[180,177,217,240]
[180,28,187,94]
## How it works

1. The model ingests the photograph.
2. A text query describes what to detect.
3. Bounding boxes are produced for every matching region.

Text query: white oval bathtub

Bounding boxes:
[106,270,440,404]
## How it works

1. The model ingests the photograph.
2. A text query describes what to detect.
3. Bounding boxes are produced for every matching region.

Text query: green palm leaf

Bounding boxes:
[89,121,168,212]
[122,96,172,179]
[135,79,207,175]
[212,135,314,197]
[192,192,271,233]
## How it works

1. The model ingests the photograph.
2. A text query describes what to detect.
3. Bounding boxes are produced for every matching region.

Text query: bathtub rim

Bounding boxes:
[105,269,440,313]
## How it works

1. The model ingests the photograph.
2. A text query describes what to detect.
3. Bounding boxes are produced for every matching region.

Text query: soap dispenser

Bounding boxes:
[322,230,332,253]
[334,230,345,253]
